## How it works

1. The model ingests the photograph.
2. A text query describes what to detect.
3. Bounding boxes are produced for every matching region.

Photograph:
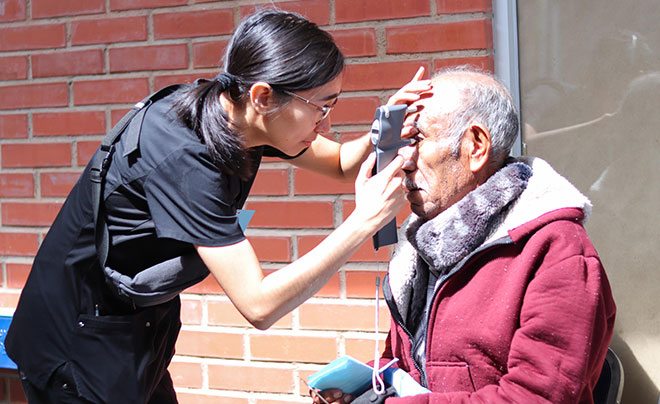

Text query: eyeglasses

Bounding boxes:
[283,90,337,123]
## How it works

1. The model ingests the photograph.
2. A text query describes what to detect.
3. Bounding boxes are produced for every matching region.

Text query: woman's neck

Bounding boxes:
[219,93,267,149]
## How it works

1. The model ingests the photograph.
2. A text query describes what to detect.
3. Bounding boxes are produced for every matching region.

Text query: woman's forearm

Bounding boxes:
[199,211,382,330]
[199,155,405,330]
[253,211,378,328]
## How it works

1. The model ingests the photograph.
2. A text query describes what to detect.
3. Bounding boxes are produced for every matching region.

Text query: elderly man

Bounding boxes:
[316,67,616,404]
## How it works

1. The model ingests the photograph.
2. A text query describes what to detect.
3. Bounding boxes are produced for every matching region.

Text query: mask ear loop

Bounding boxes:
[372,276,386,394]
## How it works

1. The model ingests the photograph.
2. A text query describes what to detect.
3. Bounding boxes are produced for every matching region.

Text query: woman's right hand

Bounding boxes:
[351,152,406,234]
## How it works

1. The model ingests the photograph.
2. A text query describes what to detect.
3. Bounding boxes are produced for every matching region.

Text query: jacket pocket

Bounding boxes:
[68,310,156,404]
[425,361,477,393]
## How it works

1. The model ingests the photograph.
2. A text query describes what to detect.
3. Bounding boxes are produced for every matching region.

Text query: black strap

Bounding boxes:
[351,386,397,403]
[91,84,182,270]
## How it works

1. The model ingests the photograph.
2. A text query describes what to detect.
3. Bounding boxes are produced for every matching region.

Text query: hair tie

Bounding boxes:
[214,71,238,88]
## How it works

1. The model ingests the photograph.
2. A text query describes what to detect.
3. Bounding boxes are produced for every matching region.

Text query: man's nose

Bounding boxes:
[398,143,417,170]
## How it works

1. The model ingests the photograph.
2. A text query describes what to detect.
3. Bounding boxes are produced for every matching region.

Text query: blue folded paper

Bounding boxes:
[306,356,399,397]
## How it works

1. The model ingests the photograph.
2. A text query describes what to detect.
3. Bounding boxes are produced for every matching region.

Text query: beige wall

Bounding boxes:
[517,2,660,403]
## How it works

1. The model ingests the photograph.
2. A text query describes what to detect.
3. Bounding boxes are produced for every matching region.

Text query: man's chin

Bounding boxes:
[408,202,425,218]
[406,192,423,206]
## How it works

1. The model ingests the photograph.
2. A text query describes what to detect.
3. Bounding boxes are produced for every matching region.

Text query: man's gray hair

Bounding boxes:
[434,66,519,160]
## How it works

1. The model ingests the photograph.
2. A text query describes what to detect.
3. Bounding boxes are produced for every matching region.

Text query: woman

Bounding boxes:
[6,9,429,404]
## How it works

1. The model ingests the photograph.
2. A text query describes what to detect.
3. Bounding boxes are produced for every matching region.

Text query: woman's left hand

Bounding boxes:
[386,66,432,107]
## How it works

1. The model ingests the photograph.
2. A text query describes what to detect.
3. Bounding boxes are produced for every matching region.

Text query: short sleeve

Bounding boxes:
[143,145,245,247]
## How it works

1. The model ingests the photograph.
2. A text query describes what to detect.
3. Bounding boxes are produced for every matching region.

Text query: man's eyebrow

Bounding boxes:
[412,115,423,130]
[412,116,432,137]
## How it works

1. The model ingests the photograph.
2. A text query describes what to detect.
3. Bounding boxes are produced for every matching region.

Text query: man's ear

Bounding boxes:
[248,82,275,114]
[464,123,492,173]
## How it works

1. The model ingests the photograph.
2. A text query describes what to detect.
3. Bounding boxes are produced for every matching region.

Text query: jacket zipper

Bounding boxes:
[383,279,426,385]
[384,236,514,388]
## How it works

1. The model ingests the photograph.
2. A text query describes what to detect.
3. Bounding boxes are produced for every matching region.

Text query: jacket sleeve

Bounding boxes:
[384,254,615,404]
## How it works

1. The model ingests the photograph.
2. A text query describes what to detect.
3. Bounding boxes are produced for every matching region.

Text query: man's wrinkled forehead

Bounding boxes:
[408,78,462,128]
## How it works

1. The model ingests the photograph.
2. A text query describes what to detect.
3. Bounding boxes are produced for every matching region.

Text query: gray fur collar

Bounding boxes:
[388,157,592,319]
[405,160,532,276]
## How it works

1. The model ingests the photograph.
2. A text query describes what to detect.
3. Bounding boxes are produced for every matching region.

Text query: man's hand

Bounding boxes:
[311,386,397,404]
[311,388,354,404]
[350,386,397,404]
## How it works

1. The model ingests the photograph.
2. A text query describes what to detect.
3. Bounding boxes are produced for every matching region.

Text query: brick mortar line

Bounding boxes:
[339,268,347,299]
[0,106,117,114]
[0,223,55,231]
[145,6,154,43]
[0,136,103,144]
[0,10,490,29]
[0,196,66,202]
[201,361,209,391]
[291,234,299,261]
[243,330,251,362]
[0,167,49,173]
[257,161,294,170]
[200,294,384,306]
[291,299,301,332]
[0,257,34,264]
[1,262,6,290]
[245,195,346,201]
[242,229,336,236]
[201,294,209,327]
[328,0,336,25]
[286,163,295,198]
[173,387,308,402]
[332,197,343,228]
[0,288,21,295]
[241,261,385,272]
[1,47,489,61]
[174,357,302,369]
[31,166,39,202]
[179,324,350,337]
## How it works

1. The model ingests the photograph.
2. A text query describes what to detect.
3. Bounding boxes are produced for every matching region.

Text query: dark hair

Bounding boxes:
[173,9,345,178]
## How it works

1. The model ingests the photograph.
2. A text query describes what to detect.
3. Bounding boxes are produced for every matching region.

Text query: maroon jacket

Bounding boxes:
[381,158,616,404]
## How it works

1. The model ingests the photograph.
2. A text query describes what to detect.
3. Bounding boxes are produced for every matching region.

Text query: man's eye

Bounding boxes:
[408,136,422,146]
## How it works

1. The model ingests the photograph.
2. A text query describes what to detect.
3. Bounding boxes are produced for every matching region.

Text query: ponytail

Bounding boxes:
[173,73,250,178]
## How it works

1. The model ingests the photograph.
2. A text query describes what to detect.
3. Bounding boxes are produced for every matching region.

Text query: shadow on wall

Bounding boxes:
[525,72,660,404]
[610,334,659,404]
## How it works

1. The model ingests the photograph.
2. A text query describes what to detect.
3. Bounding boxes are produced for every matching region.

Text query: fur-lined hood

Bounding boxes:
[482,156,591,244]
[387,156,592,319]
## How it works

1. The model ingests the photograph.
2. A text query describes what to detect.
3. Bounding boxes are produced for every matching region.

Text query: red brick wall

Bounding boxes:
[0,0,493,402]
